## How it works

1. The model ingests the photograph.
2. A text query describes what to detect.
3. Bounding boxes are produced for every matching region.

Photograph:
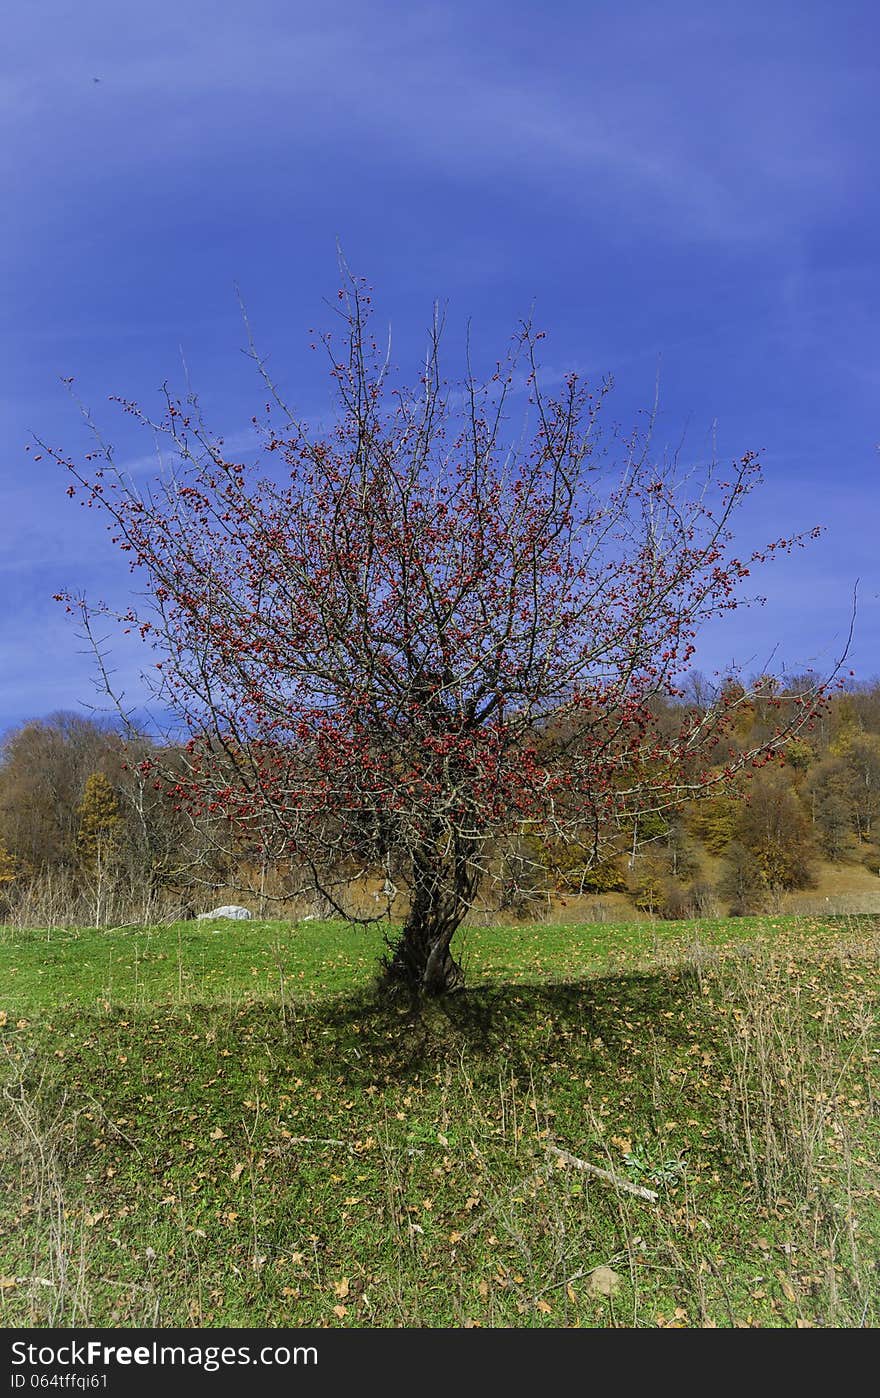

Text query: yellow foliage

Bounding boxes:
[75,771,122,870]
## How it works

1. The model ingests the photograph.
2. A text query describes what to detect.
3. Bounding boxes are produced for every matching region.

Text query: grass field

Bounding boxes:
[1,914,878,1328]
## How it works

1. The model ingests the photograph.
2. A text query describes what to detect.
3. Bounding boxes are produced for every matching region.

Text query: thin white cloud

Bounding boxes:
[4,2,874,247]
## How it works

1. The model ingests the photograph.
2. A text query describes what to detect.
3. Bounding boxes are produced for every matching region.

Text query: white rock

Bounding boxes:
[196,905,252,920]
[586,1265,621,1298]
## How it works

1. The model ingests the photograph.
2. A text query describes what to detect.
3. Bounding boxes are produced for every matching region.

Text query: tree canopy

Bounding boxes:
[45,274,829,993]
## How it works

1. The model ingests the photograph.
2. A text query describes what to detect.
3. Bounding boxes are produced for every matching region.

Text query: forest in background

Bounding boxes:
[1,675,879,929]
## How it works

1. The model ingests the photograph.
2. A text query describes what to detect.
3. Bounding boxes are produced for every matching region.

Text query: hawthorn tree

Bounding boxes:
[47,274,829,996]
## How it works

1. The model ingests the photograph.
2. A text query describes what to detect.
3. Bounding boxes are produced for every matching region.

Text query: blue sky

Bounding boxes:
[3,0,878,736]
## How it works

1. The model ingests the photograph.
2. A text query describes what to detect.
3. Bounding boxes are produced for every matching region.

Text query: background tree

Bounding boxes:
[48,274,828,995]
[75,771,122,868]
[0,840,21,917]
[0,713,213,923]
[683,793,738,855]
[808,757,857,861]
[717,840,767,915]
[75,771,122,925]
[0,713,122,871]
[726,767,817,901]
[839,733,880,844]
[630,814,704,918]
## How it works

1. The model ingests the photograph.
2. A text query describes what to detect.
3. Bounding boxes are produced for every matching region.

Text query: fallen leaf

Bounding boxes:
[334,1278,350,1299]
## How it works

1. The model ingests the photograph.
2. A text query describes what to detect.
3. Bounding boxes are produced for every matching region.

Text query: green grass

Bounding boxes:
[0,914,835,1014]
[1,914,879,1328]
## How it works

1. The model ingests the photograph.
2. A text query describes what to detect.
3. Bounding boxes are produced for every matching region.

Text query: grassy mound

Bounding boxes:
[1,916,878,1327]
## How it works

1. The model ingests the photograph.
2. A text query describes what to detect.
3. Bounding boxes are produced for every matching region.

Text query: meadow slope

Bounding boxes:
[1,915,878,1328]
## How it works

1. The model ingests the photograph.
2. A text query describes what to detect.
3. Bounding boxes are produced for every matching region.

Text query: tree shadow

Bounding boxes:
[300,964,702,1084]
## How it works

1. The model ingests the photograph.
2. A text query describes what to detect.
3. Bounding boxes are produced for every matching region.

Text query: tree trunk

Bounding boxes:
[379,843,474,997]
[382,913,465,997]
